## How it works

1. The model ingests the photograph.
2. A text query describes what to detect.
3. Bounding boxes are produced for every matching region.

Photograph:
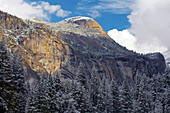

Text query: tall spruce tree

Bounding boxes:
[26,86,37,113]
[136,76,150,113]
[45,72,63,112]
[13,50,26,112]
[76,62,87,87]
[89,67,100,112]
[53,72,63,112]
[61,80,77,113]
[161,73,170,113]
[119,78,133,113]
[0,38,15,112]
[110,79,120,113]
[72,80,88,112]
[97,78,110,112]
[34,72,48,113]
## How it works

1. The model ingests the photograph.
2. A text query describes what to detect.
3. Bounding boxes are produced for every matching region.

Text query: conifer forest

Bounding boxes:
[0,38,170,113]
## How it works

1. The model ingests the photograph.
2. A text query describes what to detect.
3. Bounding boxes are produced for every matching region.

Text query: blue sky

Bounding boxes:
[1,0,170,54]
[24,0,133,32]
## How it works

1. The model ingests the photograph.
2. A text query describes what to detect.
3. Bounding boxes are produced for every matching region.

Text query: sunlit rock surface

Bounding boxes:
[0,11,166,84]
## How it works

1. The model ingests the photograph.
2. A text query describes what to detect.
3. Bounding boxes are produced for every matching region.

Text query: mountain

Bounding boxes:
[0,11,166,84]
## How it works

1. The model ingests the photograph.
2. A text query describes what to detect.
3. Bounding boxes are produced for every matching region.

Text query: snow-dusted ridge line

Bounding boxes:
[64,16,94,22]
[28,16,94,24]
[28,17,47,24]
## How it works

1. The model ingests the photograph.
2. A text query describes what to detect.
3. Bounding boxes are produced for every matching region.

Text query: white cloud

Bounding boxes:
[0,0,71,20]
[87,10,101,18]
[108,29,136,51]
[108,0,170,54]
[40,1,61,14]
[93,0,134,14]
[0,0,47,19]
[128,0,170,53]
[56,9,71,18]
[78,0,134,14]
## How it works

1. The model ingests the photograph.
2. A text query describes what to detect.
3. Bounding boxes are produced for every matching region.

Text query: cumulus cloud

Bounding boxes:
[0,0,46,19]
[108,0,170,54]
[40,1,61,14]
[0,0,71,20]
[56,9,71,18]
[87,10,101,18]
[128,0,170,53]
[108,29,136,51]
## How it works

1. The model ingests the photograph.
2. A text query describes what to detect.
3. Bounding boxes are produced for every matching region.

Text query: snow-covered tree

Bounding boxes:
[97,77,111,112]
[46,72,63,112]
[72,80,88,112]
[76,62,87,87]
[33,72,48,112]
[26,86,36,113]
[119,78,133,113]
[89,67,100,112]
[110,79,120,113]
[136,76,150,113]
[60,79,78,113]
[161,73,170,113]
[13,50,26,112]
[0,38,15,112]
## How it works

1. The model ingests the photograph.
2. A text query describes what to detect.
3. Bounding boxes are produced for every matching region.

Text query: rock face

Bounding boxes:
[0,11,166,83]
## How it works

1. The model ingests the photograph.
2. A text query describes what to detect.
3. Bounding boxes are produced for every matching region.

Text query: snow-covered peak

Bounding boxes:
[65,16,93,22]
[29,17,46,23]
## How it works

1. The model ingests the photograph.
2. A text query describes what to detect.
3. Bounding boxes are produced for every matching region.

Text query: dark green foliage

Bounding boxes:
[76,62,87,87]
[72,81,88,112]
[0,38,15,112]
[13,50,26,112]
[89,67,100,112]
[119,78,133,113]
[110,79,120,113]
[0,43,169,113]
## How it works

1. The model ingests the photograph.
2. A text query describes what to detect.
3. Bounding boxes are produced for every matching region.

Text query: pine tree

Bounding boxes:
[136,76,150,113]
[110,79,120,113]
[161,73,170,113]
[134,72,141,101]
[97,78,110,112]
[46,73,55,112]
[53,72,63,112]
[46,72,62,112]
[72,80,88,112]
[156,73,170,113]
[13,50,26,112]
[25,83,31,113]
[76,62,87,87]
[34,72,48,113]
[63,97,78,113]
[61,80,77,113]
[150,74,163,112]
[26,86,36,113]
[162,87,170,113]
[89,67,100,112]
[0,38,15,112]
[119,78,133,113]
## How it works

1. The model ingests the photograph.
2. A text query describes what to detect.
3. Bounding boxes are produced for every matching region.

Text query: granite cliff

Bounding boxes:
[0,11,166,84]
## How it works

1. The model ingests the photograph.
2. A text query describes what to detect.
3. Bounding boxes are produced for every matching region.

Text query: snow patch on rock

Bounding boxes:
[65,16,93,22]
[29,17,47,24]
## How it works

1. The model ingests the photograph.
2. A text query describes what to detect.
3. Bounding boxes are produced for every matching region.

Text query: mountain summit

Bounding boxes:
[0,11,166,84]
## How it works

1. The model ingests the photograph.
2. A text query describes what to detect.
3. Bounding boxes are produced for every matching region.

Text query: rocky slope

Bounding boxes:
[0,11,166,84]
